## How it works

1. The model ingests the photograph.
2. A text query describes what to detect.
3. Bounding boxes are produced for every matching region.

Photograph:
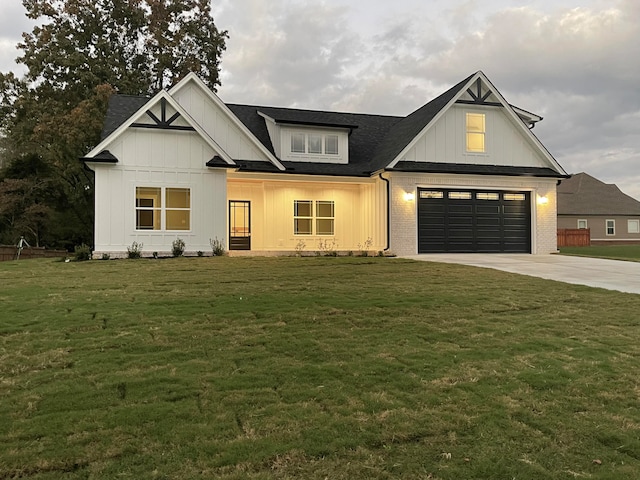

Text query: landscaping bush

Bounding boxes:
[127,241,143,259]
[73,244,91,261]
[210,237,226,256]
[172,238,186,257]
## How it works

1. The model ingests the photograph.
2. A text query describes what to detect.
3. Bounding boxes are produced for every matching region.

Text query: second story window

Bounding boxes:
[291,133,305,153]
[466,112,485,153]
[290,132,339,155]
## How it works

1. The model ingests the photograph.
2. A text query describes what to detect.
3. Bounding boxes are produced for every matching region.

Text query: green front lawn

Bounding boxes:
[2,257,640,479]
[560,244,640,261]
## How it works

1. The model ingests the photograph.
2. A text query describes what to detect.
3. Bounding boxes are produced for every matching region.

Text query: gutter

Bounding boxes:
[378,172,390,252]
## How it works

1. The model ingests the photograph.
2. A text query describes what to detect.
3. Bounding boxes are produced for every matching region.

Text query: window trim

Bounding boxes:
[293,199,335,236]
[289,132,339,156]
[135,186,192,232]
[577,219,588,229]
[466,112,486,153]
[606,219,615,236]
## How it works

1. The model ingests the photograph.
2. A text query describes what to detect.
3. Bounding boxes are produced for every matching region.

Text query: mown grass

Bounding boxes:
[560,244,640,261]
[1,256,640,479]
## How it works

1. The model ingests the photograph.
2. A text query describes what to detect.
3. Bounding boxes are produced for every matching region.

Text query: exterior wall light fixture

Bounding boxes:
[537,195,549,205]
[403,191,415,202]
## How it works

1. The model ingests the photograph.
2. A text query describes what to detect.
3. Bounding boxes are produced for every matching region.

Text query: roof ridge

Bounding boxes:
[227,103,404,119]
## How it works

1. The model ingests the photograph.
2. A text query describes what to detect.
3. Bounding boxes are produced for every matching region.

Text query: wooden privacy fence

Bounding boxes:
[557,229,591,247]
[0,245,68,262]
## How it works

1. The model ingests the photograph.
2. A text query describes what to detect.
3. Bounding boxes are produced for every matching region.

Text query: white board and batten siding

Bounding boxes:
[401,105,548,168]
[171,82,270,162]
[227,176,386,253]
[92,128,227,258]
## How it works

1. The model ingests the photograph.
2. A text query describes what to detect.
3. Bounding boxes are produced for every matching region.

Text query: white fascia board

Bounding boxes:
[84,93,163,158]
[479,73,567,176]
[84,89,235,165]
[384,73,483,170]
[162,92,236,165]
[511,105,543,124]
[386,71,567,176]
[171,74,286,171]
[257,111,276,124]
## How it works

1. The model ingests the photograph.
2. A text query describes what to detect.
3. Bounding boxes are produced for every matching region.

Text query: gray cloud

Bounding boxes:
[0,0,32,75]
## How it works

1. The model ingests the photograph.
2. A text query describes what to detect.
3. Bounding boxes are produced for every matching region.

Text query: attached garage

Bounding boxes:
[417,188,531,253]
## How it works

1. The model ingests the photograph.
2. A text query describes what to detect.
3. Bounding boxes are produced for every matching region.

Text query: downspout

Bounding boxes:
[378,172,390,252]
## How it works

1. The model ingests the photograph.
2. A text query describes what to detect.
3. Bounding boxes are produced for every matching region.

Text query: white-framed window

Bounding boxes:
[606,219,615,236]
[325,135,339,155]
[628,219,639,234]
[291,133,305,153]
[294,200,313,235]
[136,186,191,231]
[466,112,485,153]
[577,219,588,229]
[290,132,339,155]
[294,200,334,235]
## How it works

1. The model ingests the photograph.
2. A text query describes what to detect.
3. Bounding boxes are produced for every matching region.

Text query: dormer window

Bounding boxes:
[291,133,305,153]
[325,135,338,155]
[289,132,339,156]
[466,112,485,153]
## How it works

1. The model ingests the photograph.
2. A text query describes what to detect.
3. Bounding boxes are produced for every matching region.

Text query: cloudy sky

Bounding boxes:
[1,0,639,199]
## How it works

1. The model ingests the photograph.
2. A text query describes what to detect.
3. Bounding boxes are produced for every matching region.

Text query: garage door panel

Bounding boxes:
[417,188,531,253]
[476,205,501,214]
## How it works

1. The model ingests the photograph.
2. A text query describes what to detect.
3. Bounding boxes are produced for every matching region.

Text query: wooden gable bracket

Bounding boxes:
[456,78,502,107]
[131,98,196,131]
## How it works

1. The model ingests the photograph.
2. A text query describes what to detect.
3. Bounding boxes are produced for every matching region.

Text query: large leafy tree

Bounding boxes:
[0,0,227,248]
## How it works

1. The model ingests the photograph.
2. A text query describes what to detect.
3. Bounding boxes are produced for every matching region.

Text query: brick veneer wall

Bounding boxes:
[388,172,559,256]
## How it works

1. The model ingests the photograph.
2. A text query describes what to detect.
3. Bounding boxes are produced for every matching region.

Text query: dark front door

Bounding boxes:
[229,201,251,250]
[417,189,531,253]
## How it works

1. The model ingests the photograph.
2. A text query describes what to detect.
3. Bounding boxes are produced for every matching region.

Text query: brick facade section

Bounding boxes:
[388,172,558,256]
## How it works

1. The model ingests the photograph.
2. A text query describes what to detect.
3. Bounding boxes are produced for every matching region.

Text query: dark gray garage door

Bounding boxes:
[417,188,531,253]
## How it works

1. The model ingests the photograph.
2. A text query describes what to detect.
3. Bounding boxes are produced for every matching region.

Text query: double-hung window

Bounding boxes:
[466,113,485,153]
[606,219,615,236]
[294,200,334,235]
[577,219,588,229]
[136,187,191,231]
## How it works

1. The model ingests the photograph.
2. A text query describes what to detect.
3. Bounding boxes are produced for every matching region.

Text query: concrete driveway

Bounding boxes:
[401,254,640,294]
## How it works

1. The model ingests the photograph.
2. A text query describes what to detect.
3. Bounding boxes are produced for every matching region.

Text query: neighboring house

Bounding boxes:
[557,172,640,244]
[82,71,568,258]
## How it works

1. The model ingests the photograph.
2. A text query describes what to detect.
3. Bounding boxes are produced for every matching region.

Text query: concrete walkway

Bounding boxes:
[401,254,640,295]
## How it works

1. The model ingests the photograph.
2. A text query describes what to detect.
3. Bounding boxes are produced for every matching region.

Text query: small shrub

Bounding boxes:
[317,238,338,256]
[127,241,143,259]
[172,238,186,257]
[357,237,373,257]
[294,239,306,256]
[74,244,92,262]
[210,237,226,256]
[377,250,384,257]
[197,250,204,257]
[101,253,110,261]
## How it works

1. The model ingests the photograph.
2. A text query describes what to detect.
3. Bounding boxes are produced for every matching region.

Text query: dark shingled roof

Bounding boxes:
[557,172,640,215]
[81,150,118,163]
[101,94,150,139]
[371,73,475,168]
[227,104,402,176]
[95,73,564,179]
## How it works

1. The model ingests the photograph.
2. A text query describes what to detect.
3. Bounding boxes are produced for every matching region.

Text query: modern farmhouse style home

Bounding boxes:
[83,71,568,257]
